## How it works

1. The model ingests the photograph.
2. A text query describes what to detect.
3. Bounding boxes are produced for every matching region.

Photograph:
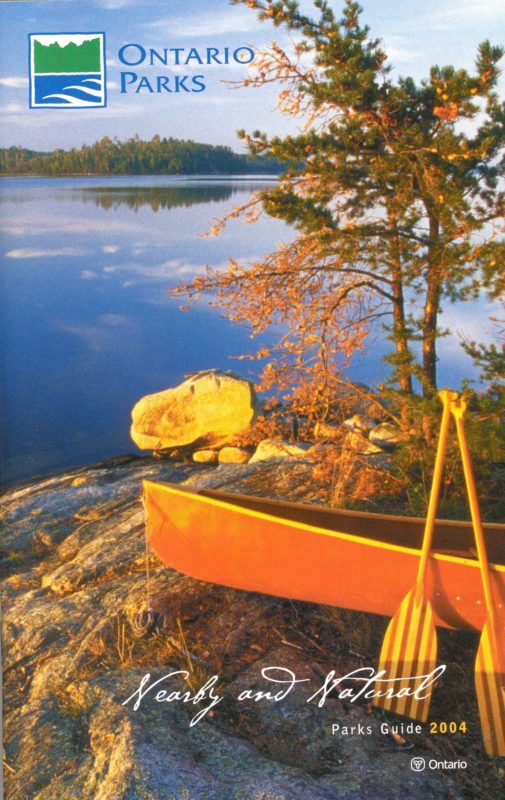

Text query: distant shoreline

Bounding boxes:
[0,172,280,180]
[0,136,284,178]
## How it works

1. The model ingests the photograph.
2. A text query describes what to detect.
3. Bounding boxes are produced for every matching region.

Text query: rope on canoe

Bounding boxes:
[132,494,166,639]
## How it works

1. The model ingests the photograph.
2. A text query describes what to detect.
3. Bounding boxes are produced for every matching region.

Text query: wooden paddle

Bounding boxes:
[373,389,458,721]
[451,397,505,757]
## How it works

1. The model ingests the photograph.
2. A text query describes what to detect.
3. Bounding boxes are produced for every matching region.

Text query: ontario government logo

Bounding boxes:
[29,33,106,108]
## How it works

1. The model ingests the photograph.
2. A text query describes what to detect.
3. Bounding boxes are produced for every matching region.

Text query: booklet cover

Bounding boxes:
[1,2,504,799]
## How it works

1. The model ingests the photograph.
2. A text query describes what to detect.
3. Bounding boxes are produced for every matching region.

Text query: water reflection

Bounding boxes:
[0,176,283,485]
[0,175,480,486]
[77,184,239,212]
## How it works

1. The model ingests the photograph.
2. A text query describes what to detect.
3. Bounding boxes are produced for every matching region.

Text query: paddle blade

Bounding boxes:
[475,621,505,757]
[374,589,437,722]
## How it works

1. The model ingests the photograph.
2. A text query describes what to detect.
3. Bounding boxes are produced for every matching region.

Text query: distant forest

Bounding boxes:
[0,135,282,176]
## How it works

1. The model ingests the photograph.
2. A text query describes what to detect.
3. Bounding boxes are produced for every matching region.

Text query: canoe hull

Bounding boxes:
[143,480,505,632]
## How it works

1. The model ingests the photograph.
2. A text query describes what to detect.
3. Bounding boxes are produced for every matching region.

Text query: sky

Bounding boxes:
[0,0,504,151]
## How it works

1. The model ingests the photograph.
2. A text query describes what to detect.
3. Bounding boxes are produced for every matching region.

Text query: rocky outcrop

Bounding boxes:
[1,456,482,799]
[130,373,401,466]
[131,370,259,451]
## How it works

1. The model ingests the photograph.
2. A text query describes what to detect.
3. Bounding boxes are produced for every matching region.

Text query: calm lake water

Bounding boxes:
[0,175,485,486]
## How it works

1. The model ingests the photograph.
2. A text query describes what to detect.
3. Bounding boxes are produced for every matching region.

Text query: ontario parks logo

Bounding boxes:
[29,33,106,108]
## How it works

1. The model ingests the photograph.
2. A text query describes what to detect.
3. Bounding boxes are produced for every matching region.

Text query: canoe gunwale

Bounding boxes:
[142,480,505,571]
[142,480,505,630]
[201,486,505,532]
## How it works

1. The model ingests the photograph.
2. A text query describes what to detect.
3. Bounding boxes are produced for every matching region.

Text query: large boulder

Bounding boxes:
[131,370,259,450]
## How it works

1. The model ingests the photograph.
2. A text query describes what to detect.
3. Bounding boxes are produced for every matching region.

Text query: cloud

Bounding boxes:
[144,8,258,38]
[5,247,88,259]
[441,300,500,352]
[0,214,149,238]
[101,313,131,326]
[204,96,236,106]
[55,313,136,352]
[95,0,135,7]
[0,100,148,129]
[0,77,28,89]
[101,244,120,253]
[81,270,98,280]
[0,103,25,114]
[381,36,420,65]
[1,225,26,236]
[102,257,210,282]
[432,0,505,24]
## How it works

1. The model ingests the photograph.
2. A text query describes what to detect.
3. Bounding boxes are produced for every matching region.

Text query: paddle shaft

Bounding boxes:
[452,399,505,757]
[415,390,458,602]
[373,392,456,721]
[452,400,498,633]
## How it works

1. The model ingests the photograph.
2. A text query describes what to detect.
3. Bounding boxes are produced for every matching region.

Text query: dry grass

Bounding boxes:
[82,612,217,695]
[330,445,360,507]
[317,606,388,658]
[50,684,87,719]
[310,444,402,509]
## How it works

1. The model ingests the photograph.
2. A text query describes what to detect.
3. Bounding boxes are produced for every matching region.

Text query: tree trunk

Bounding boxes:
[422,214,441,396]
[389,215,413,427]
[391,276,412,393]
[393,280,413,427]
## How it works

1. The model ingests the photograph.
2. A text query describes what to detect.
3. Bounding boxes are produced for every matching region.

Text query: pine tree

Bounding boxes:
[172,0,505,427]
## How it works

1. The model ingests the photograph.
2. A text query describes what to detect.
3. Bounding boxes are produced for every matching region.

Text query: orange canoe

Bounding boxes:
[142,480,505,632]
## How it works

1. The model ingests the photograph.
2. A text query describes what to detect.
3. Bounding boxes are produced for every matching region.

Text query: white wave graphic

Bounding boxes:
[42,93,103,105]
[42,77,103,105]
[62,83,102,98]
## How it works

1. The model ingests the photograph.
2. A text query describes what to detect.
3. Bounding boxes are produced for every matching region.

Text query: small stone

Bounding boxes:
[249,439,312,463]
[369,422,402,450]
[218,447,250,464]
[192,450,219,464]
[342,414,378,434]
[344,430,384,455]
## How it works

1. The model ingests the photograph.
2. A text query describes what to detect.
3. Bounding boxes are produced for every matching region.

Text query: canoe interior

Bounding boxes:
[143,481,505,630]
[198,487,505,566]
